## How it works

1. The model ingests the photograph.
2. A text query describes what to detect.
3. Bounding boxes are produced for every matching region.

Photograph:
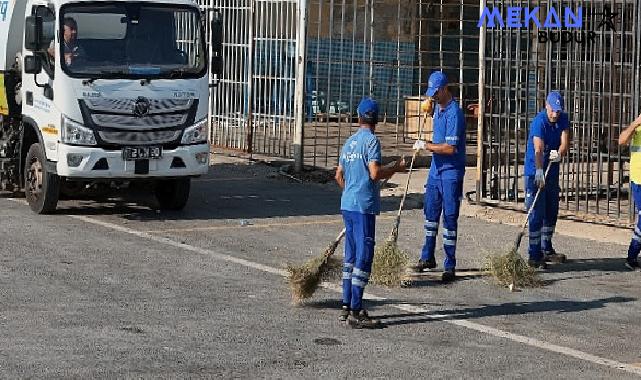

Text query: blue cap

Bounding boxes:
[425,71,448,97]
[546,91,564,112]
[357,97,379,122]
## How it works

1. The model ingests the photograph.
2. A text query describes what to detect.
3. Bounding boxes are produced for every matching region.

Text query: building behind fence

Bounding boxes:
[195,0,639,224]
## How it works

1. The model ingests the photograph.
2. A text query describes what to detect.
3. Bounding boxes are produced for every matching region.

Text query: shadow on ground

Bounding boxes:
[302,296,635,328]
[16,163,423,221]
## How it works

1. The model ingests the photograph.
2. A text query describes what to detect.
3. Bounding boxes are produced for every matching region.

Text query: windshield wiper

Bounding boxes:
[168,68,196,78]
[100,69,128,76]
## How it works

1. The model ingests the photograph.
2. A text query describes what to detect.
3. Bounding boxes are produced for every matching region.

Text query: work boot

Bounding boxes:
[338,305,350,322]
[625,259,641,271]
[544,249,567,263]
[348,310,381,329]
[413,257,437,272]
[528,259,548,269]
[441,269,456,283]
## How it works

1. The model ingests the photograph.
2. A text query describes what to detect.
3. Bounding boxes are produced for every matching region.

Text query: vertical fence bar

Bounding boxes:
[294,0,307,172]
[247,0,255,153]
[476,0,486,202]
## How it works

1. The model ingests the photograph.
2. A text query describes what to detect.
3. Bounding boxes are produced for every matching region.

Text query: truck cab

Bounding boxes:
[0,0,222,213]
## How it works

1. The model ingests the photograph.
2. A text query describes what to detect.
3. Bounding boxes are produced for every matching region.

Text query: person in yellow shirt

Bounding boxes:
[618,113,641,270]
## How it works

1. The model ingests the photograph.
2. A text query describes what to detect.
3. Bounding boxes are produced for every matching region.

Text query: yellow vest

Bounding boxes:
[631,130,641,184]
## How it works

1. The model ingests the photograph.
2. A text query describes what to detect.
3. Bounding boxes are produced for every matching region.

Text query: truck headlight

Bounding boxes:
[181,118,208,145]
[61,115,96,146]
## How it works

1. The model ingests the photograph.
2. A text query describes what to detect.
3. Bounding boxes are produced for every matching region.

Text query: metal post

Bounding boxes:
[207,6,215,138]
[293,0,308,173]
[459,0,464,103]
[246,0,255,154]
[476,0,486,202]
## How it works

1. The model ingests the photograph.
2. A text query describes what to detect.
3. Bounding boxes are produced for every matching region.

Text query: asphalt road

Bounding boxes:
[1,157,640,379]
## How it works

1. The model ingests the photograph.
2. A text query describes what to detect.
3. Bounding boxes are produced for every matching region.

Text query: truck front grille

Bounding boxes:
[91,114,188,130]
[98,130,182,145]
[85,99,192,115]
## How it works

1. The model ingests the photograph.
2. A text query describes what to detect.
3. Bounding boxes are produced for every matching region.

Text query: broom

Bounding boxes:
[286,228,345,304]
[287,176,394,304]
[485,164,551,290]
[369,151,415,286]
[370,111,429,287]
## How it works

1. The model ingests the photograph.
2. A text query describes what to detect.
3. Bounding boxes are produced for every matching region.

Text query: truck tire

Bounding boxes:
[24,143,60,214]
[154,178,190,210]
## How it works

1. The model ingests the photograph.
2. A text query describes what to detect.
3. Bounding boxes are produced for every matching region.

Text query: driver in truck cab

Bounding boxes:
[47,17,84,66]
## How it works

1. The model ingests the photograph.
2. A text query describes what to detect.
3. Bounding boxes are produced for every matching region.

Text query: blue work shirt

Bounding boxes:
[524,110,569,176]
[429,99,466,180]
[339,128,382,215]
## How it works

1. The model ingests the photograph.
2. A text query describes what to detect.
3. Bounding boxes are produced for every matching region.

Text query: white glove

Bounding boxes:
[413,140,426,151]
[549,150,561,163]
[535,168,545,189]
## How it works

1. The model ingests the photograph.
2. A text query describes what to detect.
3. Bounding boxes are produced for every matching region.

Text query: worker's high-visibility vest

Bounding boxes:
[631,131,641,184]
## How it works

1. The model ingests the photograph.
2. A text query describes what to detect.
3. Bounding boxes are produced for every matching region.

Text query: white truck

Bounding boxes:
[0,0,222,213]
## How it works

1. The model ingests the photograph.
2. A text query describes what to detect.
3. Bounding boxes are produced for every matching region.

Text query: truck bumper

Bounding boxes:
[56,143,209,178]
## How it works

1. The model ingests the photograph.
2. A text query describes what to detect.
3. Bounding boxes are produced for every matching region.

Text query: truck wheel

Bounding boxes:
[154,178,190,210]
[24,143,60,214]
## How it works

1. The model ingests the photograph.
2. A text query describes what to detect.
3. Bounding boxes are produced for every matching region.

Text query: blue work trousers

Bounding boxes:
[420,176,463,270]
[525,174,560,261]
[341,210,376,311]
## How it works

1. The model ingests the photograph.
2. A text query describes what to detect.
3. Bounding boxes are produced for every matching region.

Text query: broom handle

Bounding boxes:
[394,150,419,226]
[322,228,346,259]
[520,164,552,231]
[391,110,428,235]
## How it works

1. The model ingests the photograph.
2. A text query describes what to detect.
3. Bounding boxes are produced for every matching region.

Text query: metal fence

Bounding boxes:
[477,0,639,223]
[197,0,640,223]
[304,0,480,168]
[199,0,299,156]
[199,0,480,168]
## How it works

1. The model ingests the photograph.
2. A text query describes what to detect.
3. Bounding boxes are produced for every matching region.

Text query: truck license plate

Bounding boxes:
[122,146,162,161]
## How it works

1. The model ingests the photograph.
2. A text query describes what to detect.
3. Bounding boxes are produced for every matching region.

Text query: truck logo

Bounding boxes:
[133,97,150,117]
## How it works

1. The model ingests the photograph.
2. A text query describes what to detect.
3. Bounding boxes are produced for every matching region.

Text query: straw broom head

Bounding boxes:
[287,244,342,304]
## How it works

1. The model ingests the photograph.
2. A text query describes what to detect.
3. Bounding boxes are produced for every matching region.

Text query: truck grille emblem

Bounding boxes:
[133,97,150,117]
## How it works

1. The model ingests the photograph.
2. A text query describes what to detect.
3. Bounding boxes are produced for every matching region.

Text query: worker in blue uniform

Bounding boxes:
[523,91,570,268]
[335,97,405,328]
[412,71,466,282]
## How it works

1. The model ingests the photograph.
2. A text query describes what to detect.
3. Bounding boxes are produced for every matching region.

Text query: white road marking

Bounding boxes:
[73,214,641,376]
[6,198,641,376]
[69,214,286,277]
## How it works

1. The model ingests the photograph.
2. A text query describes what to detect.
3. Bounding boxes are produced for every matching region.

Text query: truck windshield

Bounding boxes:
[60,3,206,79]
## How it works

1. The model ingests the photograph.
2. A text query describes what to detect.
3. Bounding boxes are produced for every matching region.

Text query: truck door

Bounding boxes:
[22,4,57,161]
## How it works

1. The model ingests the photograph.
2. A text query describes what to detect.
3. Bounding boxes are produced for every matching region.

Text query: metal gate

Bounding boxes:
[200,0,300,157]
[478,0,640,223]
[201,0,480,167]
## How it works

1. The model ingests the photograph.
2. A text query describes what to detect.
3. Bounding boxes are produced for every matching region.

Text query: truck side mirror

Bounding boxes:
[24,56,42,74]
[210,10,223,77]
[25,16,44,51]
